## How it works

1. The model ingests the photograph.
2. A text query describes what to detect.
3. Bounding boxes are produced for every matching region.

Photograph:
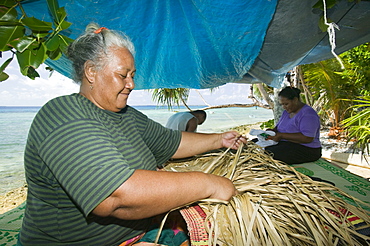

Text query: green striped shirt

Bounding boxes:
[19,93,181,245]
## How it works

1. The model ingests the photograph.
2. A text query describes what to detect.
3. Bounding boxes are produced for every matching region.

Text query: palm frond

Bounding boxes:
[150,88,190,110]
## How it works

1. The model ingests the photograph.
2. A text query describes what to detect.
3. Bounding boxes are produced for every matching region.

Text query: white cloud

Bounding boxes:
[187,84,252,106]
[129,90,156,105]
[0,69,79,106]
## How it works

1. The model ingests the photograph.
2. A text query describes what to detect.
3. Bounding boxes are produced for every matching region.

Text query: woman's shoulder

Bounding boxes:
[298,104,320,122]
[126,105,147,118]
[302,104,319,114]
[41,93,81,113]
[36,94,89,124]
[125,105,149,125]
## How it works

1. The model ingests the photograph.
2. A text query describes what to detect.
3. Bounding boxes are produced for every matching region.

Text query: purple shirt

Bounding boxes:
[276,104,321,148]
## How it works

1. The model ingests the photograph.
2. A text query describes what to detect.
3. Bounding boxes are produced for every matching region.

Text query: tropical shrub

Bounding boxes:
[341,96,370,156]
[260,119,274,130]
[301,59,352,129]
[301,43,370,132]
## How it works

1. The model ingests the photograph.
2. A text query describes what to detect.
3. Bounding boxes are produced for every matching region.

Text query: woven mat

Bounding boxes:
[292,158,370,211]
[0,202,25,246]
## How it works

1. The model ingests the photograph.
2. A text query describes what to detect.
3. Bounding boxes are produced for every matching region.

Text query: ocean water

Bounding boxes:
[0,105,273,195]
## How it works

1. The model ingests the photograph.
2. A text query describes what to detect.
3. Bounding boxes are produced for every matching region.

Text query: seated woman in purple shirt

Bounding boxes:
[265,87,322,164]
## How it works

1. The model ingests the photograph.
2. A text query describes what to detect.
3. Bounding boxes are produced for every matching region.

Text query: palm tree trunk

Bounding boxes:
[181,97,192,111]
[272,88,284,125]
[256,83,274,109]
[195,89,212,107]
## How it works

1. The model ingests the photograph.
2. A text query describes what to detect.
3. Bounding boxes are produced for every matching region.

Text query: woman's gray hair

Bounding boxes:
[66,23,135,84]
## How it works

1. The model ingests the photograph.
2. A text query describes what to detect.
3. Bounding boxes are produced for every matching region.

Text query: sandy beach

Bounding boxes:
[1,124,368,214]
[0,185,27,214]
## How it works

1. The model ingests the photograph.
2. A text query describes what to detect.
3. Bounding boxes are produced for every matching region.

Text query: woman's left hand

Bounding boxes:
[267,132,282,142]
[221,131,247,150]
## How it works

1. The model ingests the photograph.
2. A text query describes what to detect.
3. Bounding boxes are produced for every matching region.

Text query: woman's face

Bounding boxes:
[90,46,136,112]
[279,96,299,114]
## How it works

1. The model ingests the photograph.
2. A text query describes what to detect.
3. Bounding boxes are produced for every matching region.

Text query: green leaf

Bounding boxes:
[45,34,60,51]
[0,25,25,51]
[0,71,9,81]
[19,65,27,76]
[47,47,62,60]
[0,56,13,73]
[0,20,23,26]
[22,17,53,32]
[312,0,338,10]
[16,42,47,71]
[58,34,74,52]
[9,36,35,53]
[32,42,48,66]
[26,66,40,80]
[1,0,18,8]
[34,32,50,39]
[45,66,54,72]
[318,16,333,32]
[0,6,17,22]
[16,49,32,72]
[59,19,72,31]
[47,0,60,23]
[19,65,40,80]
[0,43,12,52]
[56,7,67,24]
[312,0,323,9]
[327,0,339,9]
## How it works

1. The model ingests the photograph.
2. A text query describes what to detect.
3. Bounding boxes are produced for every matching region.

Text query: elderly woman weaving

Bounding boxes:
[17,23,246,246]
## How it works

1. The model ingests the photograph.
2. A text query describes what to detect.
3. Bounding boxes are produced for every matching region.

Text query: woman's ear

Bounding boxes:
[84,60,96,83]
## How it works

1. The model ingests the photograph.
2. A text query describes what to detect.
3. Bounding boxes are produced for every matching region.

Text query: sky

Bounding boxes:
[0,53,253,107]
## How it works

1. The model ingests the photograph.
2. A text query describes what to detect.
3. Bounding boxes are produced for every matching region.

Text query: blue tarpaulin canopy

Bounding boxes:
[22,0,370,89]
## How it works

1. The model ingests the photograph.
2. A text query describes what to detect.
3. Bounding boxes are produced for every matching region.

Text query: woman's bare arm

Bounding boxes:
[92,169,236,219]
[185,117,198,132]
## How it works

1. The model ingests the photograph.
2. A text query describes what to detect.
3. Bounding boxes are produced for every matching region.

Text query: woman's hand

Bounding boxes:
[173,131,247,159]
[206,173,238,200]
[221,131,247,150]
[267,132,282,142]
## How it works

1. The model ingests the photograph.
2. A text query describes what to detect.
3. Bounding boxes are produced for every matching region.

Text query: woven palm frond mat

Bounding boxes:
[164,143,370,246]
[292,158,370,211]
[0,202,25,246]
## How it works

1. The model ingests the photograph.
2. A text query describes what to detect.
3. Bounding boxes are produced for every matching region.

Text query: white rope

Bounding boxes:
[322,0,345,69]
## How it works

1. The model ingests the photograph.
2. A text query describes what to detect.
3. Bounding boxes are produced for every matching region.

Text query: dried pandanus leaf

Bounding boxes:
[163,141,370,246]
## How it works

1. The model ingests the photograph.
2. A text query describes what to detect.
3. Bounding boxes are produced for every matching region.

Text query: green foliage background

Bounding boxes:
[302,43,370,154]
[0,0,73,81]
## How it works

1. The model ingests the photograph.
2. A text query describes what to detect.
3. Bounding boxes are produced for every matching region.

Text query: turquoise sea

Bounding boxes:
[0,105,273,195]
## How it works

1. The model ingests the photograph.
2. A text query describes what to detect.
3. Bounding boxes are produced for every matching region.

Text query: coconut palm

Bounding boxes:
[341,96,370,157]
[251,83,274,109]
[300,43,370,140]
[150,88,191,110]
[301,59,353,137]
